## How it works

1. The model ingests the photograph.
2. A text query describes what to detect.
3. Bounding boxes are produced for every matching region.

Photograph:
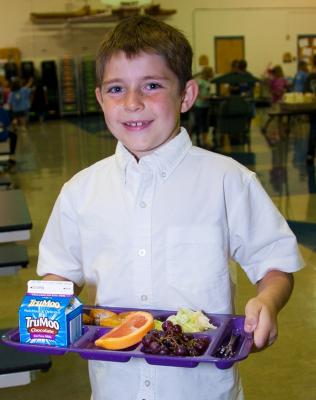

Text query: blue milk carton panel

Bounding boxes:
[19,280,82,347]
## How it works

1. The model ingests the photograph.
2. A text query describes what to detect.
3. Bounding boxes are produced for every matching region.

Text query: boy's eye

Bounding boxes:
[146,82,162,90]
[108,86,122,94]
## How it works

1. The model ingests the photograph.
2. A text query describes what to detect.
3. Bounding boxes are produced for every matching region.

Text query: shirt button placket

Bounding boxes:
[139,378,154,400]
[135,169,153,306]
[138,248,146,257]
[139,200,147,208]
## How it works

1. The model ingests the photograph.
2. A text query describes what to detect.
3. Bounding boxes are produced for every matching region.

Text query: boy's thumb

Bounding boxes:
[244,315,257,333]
[244,299,260,333]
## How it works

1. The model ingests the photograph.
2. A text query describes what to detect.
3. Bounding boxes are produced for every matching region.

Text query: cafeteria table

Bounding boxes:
[261,102,316,134]
[0,140,10,164]
[0,189,32,243]
[0,174,12,188]
[0,193,42,387]
[0,243,29,276]
[0,329,52,388]
[0,189,32,275]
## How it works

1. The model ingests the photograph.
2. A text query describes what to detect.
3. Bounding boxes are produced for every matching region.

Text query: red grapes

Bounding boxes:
[141,320,210,357]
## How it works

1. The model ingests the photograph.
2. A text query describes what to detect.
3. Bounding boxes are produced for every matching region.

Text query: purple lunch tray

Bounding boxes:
[2,306,253,370]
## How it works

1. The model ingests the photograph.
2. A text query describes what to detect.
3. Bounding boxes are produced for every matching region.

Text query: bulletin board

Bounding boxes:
[297,35,316,67]
[0,48,21,65]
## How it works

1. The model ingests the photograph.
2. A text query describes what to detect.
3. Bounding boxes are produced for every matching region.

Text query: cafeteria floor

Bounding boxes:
[0,108,315,399]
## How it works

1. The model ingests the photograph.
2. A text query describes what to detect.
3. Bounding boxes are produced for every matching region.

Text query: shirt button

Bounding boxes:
[138,249,146,256]
[161,171,167,178]
[139,201,147,208]
[141,294,148,301]
[144,380,151,387]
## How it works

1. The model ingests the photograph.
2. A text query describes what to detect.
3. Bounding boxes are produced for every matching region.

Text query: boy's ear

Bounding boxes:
[95,87,103,109]
[180,79,199,113]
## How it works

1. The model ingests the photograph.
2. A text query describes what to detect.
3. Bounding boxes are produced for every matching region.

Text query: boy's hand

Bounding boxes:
[243,270,294,351]
[43,273,82,296]
[244,297,278,350]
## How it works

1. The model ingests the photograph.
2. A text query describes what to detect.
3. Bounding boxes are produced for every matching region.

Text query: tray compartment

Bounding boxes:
[140,332,213,368]
[71,326,138,362]
[2,328,68,356]
[209,316,253,369]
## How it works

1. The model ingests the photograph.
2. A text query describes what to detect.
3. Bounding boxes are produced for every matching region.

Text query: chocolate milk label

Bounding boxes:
[19,280,82,347]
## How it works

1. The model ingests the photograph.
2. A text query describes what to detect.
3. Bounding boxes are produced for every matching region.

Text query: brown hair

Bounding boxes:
[96,16,193,93]
[272,65,284,78]
[200,66,213,80]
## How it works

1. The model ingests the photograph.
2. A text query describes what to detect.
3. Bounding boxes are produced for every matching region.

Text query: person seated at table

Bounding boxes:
[7,78,32,133]
[193,66,213,147]
[261,65,290,134]
[212,59,259,98]
[211,60,239,96]
[237,59,260,97]
[293,60,309,93]
[217,85,253,146]
[266,65,290,104]
[304,55,316,164]
[0,104,17,165]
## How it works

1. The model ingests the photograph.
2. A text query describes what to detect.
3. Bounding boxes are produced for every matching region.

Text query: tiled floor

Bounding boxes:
[0,109,315,399]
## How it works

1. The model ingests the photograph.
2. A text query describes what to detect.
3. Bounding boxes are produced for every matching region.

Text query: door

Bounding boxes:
[215,37,245,74]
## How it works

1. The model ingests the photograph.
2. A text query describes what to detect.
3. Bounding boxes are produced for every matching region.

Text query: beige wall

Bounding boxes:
[0,0,108,67]
[0,0,316,77]
[174,1,316,77]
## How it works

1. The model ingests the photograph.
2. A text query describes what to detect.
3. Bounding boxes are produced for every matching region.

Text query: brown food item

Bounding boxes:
[82,308,134,327]
[89,308,118,326]
[82,312,92,325]
[118,311,135,319]
[83,308,139,327]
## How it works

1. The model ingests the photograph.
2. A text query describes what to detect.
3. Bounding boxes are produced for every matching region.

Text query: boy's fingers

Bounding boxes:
[245,300,278,350]
[267,333,278,346]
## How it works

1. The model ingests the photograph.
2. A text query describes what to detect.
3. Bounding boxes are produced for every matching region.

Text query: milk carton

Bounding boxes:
[19,280,82,347]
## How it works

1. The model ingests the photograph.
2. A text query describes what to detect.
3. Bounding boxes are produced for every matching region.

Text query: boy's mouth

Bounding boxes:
[123,120,152,129]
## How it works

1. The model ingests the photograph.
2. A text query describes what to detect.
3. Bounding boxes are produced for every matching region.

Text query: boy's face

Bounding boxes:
[96,51,197,159]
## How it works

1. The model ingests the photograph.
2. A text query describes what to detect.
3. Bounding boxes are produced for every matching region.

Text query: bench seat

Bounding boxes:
[0,243,29,275]
[0,243,29,268]
[0,329,52,387]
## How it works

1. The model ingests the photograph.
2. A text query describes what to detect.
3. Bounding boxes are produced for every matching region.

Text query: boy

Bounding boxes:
[38,16,303,400]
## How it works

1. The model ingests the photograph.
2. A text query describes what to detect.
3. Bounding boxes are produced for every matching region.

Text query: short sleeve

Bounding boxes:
[228,174,304,284]
[37,184,84,287]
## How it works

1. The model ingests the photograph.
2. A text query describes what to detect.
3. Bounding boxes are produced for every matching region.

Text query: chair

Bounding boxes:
[217,95,253,147]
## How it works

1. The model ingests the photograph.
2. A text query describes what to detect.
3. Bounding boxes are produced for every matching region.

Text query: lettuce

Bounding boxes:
[154,319,163,330]
[166,308,216,333]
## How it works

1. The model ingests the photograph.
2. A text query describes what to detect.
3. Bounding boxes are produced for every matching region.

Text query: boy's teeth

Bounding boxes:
[127,121,143,127]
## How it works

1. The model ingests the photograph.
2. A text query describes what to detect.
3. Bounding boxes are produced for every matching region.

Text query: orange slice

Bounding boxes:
[95,311,154,350]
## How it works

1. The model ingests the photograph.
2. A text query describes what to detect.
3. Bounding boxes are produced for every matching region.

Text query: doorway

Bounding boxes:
[215,36,245,74]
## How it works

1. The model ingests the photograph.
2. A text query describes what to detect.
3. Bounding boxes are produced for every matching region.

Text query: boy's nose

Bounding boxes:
[124,90,144,112]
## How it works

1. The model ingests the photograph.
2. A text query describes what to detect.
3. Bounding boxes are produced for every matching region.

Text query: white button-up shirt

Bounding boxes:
[38,128,302,400]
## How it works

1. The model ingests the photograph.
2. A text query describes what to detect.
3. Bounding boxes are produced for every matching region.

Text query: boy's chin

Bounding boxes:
[124,144,156,159]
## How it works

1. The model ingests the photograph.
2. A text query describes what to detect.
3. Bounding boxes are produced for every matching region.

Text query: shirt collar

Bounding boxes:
[115,127,192,183]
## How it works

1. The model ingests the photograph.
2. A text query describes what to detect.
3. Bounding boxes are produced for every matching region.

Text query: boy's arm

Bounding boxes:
[43,273,82,296]
[244,269,294,349]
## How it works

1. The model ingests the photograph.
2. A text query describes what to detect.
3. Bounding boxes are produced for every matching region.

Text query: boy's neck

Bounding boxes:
[124,128,183,162]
